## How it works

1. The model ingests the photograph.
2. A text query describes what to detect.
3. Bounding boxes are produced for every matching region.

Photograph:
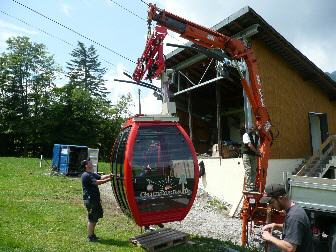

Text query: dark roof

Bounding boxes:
[166,6,336,100]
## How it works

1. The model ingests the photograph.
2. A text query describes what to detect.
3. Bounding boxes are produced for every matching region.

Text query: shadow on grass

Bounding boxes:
[95,238,131,247]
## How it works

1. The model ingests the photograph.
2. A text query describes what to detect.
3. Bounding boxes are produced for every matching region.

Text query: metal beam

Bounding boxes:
[165,6,251,60]
[216,82,222,158]
[188,93,193,141]
[173,76,224,96]
[170,24,260,72]
[232,24,260,40]
[198,59,213,84]
[177,72,181,91]
[173,53,207,71]
[221,108,244,116]
[179,71,196,86]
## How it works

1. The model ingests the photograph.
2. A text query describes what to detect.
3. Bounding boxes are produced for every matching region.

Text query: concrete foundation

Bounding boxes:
[198,157,303,211]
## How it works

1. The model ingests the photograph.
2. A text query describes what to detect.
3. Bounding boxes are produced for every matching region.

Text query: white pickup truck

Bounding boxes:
[288,171,336,251]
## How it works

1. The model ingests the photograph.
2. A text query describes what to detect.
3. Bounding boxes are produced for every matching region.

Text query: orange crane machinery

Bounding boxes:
[132,3,283,246]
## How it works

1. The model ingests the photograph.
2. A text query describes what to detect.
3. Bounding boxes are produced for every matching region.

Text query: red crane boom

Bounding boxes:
[132,3,282,245]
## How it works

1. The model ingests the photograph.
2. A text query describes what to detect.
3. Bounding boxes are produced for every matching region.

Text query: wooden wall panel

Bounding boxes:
[252,39,336,158]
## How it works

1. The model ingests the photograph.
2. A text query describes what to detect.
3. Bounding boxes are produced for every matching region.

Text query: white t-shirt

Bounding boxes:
[243,133,251,144]
[243,132,259,145]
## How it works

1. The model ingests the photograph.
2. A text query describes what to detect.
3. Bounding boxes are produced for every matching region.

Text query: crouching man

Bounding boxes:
[261,184,314,252]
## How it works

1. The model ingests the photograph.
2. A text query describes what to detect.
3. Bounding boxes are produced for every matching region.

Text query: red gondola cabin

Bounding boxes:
[110,115,199,226]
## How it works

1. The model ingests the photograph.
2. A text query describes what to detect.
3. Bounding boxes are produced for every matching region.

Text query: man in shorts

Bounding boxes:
[81,159,112,242]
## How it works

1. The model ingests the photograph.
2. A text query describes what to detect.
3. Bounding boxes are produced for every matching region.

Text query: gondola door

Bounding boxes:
[111,126,132,217]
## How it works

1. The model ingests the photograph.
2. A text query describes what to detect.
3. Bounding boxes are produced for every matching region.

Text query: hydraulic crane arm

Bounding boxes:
[147,5,272,143]
[136,3,272,187]
[148,4,246,56]
[132,4,277,245]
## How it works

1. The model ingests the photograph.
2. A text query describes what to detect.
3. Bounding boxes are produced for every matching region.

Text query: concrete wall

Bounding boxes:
[199,158,303,208]
[199,158,245,208]
[265,159,303,185]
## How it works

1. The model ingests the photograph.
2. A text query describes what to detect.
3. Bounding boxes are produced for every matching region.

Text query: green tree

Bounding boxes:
[66,42,108,99]
[45,85,133,161]
[49,87,100,146]
[0,37,134,160]
[96,93,133,160]
[0,36,60,156]
[63,41,135,160]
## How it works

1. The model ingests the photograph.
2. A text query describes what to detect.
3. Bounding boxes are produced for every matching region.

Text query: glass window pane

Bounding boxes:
[132,125,195,213]
[111,127,131,216]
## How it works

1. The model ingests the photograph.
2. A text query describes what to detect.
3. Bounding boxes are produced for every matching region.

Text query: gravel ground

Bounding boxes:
[99,182,267,251]
[165,189,244,244]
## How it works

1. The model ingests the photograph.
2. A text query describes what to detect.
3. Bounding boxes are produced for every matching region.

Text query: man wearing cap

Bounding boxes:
[261,184,314,252]
[241,126,262,192]
[81,159,112,242]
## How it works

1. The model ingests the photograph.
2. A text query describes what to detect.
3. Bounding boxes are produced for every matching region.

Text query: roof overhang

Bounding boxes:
[165,6,336,100]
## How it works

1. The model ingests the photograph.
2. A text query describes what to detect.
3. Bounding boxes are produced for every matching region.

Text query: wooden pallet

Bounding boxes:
[129,228,189,252]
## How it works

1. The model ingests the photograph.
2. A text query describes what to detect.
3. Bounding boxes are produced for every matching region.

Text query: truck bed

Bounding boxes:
[289,175,336,213]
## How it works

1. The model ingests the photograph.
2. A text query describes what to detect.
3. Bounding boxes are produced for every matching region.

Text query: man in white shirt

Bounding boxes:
[241,126,262,192]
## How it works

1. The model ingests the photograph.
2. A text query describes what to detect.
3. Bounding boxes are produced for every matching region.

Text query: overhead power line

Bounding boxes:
[0,10,73,47]
[11,0,136,64]
[109,0,146,22]
[109,0,185,44]
[0,9,134,74]
[139,0,149,6]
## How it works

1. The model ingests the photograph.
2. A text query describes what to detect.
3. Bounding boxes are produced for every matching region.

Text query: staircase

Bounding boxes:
[296,135,336,178]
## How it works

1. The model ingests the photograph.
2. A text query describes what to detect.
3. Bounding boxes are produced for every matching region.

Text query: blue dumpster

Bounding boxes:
[51,144,98,175]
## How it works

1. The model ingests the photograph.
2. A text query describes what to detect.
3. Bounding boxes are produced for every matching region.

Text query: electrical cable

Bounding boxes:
[0,10,73,47]
[11,0,136,64]
[139,0,149,6]
[108,0,185,44]
[109,0,146,21]
[0,9,133,74]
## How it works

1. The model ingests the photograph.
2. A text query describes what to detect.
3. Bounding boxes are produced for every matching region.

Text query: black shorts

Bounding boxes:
[84,200,103,223]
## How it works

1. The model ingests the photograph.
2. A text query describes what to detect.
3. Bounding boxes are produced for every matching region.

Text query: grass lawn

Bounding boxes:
[0,157,255,252]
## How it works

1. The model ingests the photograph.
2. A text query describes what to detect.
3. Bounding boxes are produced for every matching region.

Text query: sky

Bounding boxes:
[0,0,335,115]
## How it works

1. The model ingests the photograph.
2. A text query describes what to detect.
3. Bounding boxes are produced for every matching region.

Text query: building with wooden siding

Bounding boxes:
[165,6,336,160]
[163,6,336,207]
